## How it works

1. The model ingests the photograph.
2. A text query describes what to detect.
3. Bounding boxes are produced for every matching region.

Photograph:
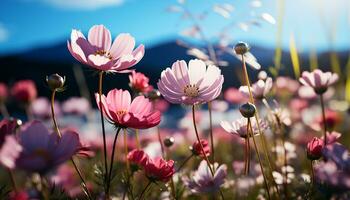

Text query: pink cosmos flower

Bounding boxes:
[0,83,8,102]
[95,89,161,129]
[321,131,341,145]
[221,118,267,138]
[16,121,81,173]
[183,160,227,194]
[299,69,338,94]
[62,97,90,115]
[191,139,210,158]
[31,97,61,119]
[306,137,323,160]
[129,71,152,93]
[11,80,37,103]
[0,119,21,169]
[144,157,175,182]
[275,76,299,94]
[127,149,149,167]
[157,59,224,105]
[239,77,272,100]
[67,25,144,72]
[224,87,248,104]
[310,109,341,131]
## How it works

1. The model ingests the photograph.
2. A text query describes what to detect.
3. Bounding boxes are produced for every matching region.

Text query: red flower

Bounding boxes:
[144,157,175,182]
[129,71,152,93]
[8,191,29,200]
[307,137,324,160]
[11,80,37,103]
[192,139,210,158]
[127,149,149,167]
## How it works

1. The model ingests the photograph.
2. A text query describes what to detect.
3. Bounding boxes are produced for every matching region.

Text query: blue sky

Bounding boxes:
[0,0,349,55]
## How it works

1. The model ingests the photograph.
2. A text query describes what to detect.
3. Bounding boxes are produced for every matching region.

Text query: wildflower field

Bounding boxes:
[0,0,350,199]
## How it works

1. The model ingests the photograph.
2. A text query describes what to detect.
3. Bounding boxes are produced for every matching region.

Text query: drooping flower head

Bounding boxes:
[11,80,37,103]
[306,137,323,160]
[191,139,210,158]
[67,25,144,72]
[129,71,152,93]
[16,121,81,173]
[157,59,224,105]
[95,89,161,129]
[183,160,227,194]
[221,118,268,138]
[299,69,338,94]
[239,77,273,100]
[144,157,175,182]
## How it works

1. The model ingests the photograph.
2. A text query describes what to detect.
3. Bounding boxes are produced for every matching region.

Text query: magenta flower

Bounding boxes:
[127,149,149,167]
[67,25,144,72]
[129,71,152,93]
[183,160,227,194]
[11,80,37,103]
[299,69,338,94]
[192,139,211,158]
[239,77,273,100]
[221,118,267,138]
[144,157,175,182]
[16,121,81,173]
[157,59,224,105]
[95,89,161,129]
[306,137,323,160]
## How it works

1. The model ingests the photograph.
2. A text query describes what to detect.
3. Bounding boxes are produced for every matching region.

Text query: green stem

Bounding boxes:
[139,181,152,200]
[319,94,327,145]
[208,101,215,164]
[106,127,122,195]
[98,71,109,194]
[176,154,193,173]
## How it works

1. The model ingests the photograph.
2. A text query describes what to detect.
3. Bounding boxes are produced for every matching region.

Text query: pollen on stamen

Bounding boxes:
[184,84,199,97]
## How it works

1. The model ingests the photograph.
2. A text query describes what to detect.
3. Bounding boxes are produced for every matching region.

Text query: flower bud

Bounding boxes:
[145,89,161,100]
[234,42,250,55]
[163,137,175,147]
[191,139,210,158]
[46,74,65,91]
[307,137,323,160]
[239,102,256,118]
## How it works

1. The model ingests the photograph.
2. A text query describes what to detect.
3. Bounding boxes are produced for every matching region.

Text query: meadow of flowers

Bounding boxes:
[0,22,350,200]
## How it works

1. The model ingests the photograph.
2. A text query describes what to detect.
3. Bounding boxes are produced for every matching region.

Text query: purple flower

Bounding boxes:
[67,25,144,72]
[183,160,227,194]
[16,121,81,173]
[157,59,224,105]
[315,161,350,190]
[322,143,350,172]
[299,69,338,94]
[239,77,273,100]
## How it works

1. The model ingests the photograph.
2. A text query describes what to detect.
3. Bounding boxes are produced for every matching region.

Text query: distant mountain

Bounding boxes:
[0,40,348,101]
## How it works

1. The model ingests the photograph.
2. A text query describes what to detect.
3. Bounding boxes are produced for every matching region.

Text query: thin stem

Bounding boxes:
[319,94,327,145]
[139,181,152,200]
[8,168,17,192]
[208,101,215,163]
[98,71,109,193]
[244,138,248,175]
[157,126,165,157]
[0,103,9,118]
[50,89,92,200]
[310,160,315,186]
[124,129,130,172]
[192,105,225,200]
[106,127,122,195]
[247,137,251,175]
[50,90,61,137]
[176,154,194,172]
[192,105,215,176]
[248,119,271,200]
[135,129,141,149]
[241,55,279,196]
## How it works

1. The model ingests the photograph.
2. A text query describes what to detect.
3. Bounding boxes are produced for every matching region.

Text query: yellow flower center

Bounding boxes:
[184,84,199,97]
[116,110,127,116]
[95,50,113,60]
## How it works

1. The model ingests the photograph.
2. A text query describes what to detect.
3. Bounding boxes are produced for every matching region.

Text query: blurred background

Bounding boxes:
[0,0,349,101]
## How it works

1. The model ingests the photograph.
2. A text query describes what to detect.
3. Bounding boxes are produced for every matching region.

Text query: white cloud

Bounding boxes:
[0,23,9,42]
[41,0,124,10]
